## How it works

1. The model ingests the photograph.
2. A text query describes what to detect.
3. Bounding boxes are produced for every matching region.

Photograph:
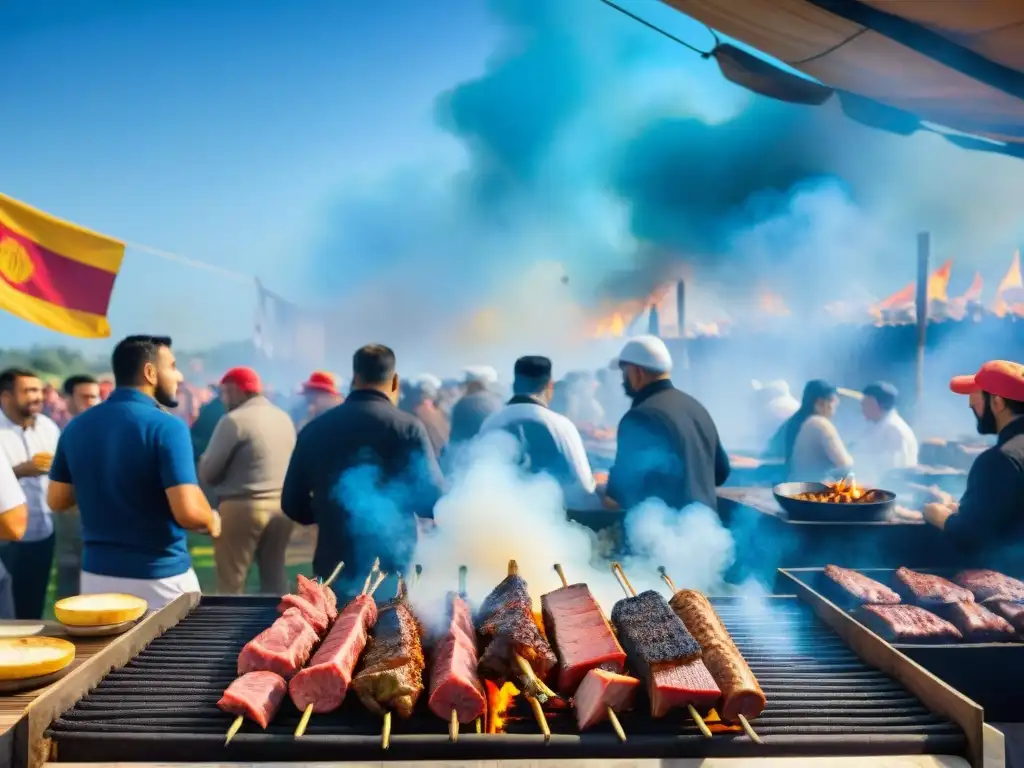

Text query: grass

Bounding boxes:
[43,531,316,619]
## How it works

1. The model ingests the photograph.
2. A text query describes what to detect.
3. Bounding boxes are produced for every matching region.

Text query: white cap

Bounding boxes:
[615,335,673,374]
[463,365,498,385]
[411,373,442,396]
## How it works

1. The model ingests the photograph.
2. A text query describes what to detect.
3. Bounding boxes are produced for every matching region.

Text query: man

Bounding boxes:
[481,356,601,510]
[850,381,918,486]
[282,344,443,597]
[0,459,27,619]
[52,374,103,600]
[296,371,342,430]
[407,374,450,460]
[0,368,61,619]
[922,361,1024,568]
[603,336,730,513]
[199,367,296,595]
[48,336,221,609]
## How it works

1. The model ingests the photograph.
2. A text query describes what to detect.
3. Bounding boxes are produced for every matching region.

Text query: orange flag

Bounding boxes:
[0,193,124,338]
[993,251,1023,317]
[960,271,983,303]
[876,259,953,310]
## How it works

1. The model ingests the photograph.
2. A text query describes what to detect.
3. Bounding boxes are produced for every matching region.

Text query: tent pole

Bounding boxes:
[914,232,931,416]
[676,279,689,371]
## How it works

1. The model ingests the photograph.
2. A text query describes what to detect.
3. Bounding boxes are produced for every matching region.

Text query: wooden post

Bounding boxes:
[914,232,930,413]
[676,279,689,370]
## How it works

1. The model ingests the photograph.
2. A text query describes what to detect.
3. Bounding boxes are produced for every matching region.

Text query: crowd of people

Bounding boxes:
[0,333,1018,619]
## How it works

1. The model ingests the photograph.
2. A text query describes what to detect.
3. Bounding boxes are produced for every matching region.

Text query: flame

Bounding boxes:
[486,680,520,733]
[993,251,1024,317]
[874,258,953,312]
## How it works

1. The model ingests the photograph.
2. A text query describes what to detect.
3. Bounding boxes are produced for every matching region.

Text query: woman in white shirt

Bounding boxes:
[776,380,854,482]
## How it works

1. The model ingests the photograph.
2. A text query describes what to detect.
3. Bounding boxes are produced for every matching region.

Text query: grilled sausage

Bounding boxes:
[668,589,766,722]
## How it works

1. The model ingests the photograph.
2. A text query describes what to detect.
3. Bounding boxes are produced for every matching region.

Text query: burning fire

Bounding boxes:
[487,680,520,733]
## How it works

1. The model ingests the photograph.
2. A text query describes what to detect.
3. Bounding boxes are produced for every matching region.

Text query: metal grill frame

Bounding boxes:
[24,592,987,767]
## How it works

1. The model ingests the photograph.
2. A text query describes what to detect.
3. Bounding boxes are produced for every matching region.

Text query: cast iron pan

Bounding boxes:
[773,481,896,522]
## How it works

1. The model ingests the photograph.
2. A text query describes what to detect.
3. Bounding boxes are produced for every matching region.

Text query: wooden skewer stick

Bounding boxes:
[295,704,314,738]
[394,574,406,599]
[515,654,557,702]
[475,717,481,734]
[610,562,634,598]
[323,560,345,587]
[225,715,244,745]
[739,714,763,744]
[612,562,637,597]
[361,558,381,595]
[382,711,392,750]
[688,704,712,739]
[526,695,550,742]
[449,707,459,742]
[458,564,468,595]
[412,564,423,589]
[367,570,389,598]
[508,559,518,577]
[558,563,627,743]
[657,566,677,593]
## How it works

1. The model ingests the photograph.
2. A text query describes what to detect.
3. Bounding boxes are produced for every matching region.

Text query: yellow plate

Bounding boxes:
[0,637,75,680]
[54,593,148,628]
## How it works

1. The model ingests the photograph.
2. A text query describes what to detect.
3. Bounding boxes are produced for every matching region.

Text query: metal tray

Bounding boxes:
[780,566,1024,723]
[773,482,896,522]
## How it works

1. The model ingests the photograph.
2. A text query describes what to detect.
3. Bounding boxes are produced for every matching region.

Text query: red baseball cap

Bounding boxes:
[221,366,262,395]
[950,360,1024,401]
[302,371,339,396]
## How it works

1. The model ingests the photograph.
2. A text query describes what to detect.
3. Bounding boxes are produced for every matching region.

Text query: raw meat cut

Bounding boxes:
[352,589,424,719]
[823,565,901,606]
[857,604,963,644]
[217,671,287,729]
[428,593,486,724]
[278,593,329,634]
[988,601,1024,634]
[894,567,974,606]
[943,601,1017,642]
[477,573,557,683]
[288,595,378,714]
[573,668,640,731]
[541,583,626,694]
[649,659,721,718]
[953,570,1024,603]
[668,589,765,722]
[238,608,320,678]
[297,573,338,621]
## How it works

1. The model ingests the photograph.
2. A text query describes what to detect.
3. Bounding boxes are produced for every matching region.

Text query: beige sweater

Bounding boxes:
[199,396,297,500]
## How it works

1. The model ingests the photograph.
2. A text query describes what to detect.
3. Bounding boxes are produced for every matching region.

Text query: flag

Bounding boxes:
[253,279,326,367]
[992,251,1023,317]
[0,193,124,338]
[875,258,953,311]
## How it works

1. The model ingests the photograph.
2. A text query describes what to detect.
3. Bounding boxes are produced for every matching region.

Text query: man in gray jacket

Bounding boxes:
[199,367,296,594]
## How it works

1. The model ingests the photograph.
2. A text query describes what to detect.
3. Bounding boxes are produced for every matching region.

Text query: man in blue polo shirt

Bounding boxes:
[48,335,221,609]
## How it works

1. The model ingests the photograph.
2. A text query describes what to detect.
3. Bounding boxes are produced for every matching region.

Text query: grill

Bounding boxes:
[41,594,968,763]
[781,566,1024,723]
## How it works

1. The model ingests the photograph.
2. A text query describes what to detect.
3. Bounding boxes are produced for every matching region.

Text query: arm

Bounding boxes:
[408,422,445,520]
[939,452,1016,549]
[605,412,656,508]
[47,438,76,513]
[559,420,601,510]
[198,416,239,487]
[714,440,731,487]
[281,436,314,525]
[0,460,27,541]
[158,418,219,534]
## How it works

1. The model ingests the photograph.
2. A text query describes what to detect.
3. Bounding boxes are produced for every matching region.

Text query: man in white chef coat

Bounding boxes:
[850,382,919,487]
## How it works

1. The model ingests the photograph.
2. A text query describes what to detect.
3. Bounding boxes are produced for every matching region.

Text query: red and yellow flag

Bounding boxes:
[0,193,123,338]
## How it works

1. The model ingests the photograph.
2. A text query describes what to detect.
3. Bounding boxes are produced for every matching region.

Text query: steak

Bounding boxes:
[352,595,425,719]
[477,574,557,683]
[428,593,486,724]
[541,583,626,694]
[238,608,320,678]
[823,565,901,606]
[649,659,721,718]
[288,595,378,714]
[573,668,640,731]
[894,567,974,606]
[217,671,288,729]
[297,573,338,621]
[857,604,963,644]
[278,593,329,634]
[989,601,1024,634]
[953,570,1024,603]
[944,601,1017,643]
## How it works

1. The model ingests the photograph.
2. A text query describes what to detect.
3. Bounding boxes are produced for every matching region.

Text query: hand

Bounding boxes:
[908,483,954,506]
[32,452,53,473]
[923,502,954,530]
[13,460,46,479]
[206,510,222,539]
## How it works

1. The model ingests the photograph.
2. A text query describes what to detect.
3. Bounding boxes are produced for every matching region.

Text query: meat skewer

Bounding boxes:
[550,563,630,742]
[351,573,425,750]
[659,567,763,744]
[292,559,387,737]
[427,565,486,743]
[610,562,717,739]
[223,561,345,744]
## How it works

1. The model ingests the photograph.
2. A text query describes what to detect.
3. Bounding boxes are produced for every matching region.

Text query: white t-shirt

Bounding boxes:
[788,415,854,482]
[0,412,60,541]
[851,410,919,486]
[0,458,26,515]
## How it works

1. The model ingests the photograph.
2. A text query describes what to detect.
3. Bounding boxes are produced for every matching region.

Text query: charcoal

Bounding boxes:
[610,590,701,666]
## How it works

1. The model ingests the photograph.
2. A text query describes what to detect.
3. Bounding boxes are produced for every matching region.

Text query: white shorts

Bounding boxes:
[79,568,201,612]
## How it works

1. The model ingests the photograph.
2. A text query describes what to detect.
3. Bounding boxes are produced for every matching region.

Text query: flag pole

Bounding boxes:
[914,232,930,420]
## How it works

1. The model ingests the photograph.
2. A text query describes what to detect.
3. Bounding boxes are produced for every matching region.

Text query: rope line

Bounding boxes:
[122,240,253,284]
[595,0,718,58]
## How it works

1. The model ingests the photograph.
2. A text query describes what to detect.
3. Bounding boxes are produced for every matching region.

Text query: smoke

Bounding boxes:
[406,430,736,633]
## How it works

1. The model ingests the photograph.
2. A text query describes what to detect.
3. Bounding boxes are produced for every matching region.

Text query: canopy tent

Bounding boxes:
[660,0,1024,158]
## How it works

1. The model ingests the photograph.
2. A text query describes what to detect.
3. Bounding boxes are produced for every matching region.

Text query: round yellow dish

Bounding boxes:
[0,637,75,680]
[54,593,148,628]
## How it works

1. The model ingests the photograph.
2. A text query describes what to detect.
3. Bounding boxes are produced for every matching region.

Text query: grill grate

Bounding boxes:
[46,596,965,762]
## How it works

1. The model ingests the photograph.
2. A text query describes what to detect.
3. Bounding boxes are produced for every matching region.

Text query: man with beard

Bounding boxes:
[48,336,221,608]
[0,368,61,619]
[282,344,443,598]
[200,367,296,594]
[923,361,1024,567]
[602,336,730,514]
[52,375,102,600]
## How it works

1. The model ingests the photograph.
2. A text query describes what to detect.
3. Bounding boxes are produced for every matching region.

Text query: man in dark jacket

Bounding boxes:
[924,360,1024,569]
[281,344,444,597]
[603,335,730,513]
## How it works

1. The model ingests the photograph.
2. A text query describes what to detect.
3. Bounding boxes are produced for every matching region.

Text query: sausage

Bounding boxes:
[668,590,765,722]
